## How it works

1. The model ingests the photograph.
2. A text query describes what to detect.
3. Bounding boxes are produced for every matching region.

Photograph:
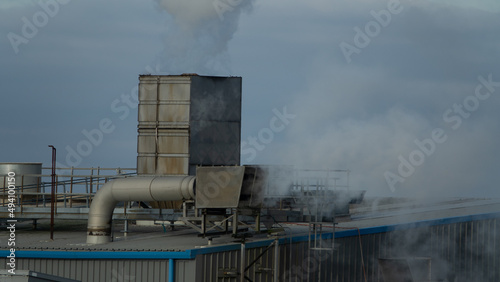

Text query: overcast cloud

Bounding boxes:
[1,0,499,198]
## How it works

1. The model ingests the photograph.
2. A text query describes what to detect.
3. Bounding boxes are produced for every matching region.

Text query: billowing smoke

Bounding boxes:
[267,2,500,199]
[155,0,253,74]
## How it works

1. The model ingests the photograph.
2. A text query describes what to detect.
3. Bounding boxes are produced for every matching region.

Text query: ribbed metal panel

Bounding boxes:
[195,243,280,282]
[175,260,196,282]
[0,259,171,282]
[195,217,500,282]
[327,218,500,282]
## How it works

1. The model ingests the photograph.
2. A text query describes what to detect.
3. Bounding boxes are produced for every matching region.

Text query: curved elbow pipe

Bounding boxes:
[87,176,195,244]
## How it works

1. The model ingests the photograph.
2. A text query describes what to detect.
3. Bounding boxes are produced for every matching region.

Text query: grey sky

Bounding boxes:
[1,0,499,198]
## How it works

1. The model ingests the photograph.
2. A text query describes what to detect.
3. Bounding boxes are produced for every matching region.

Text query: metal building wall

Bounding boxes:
[194,216,500,282]
[309,217,500,282]
[195,246,278,282]
[2,215,498,282]
[0,258,173,282]
[175,259,197,282]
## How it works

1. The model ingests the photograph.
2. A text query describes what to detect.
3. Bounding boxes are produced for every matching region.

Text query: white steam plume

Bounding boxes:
[155,0,253,75]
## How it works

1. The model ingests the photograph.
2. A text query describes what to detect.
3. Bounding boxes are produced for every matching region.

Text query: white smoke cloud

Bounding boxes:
[155,0,253,74]
[260,1,500,199]
[277,65,500,198]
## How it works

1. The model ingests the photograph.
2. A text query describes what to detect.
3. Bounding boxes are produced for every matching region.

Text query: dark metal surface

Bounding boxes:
[239,166,267,209]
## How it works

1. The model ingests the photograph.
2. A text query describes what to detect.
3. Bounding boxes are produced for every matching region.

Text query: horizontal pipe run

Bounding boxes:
[87,176,195,244]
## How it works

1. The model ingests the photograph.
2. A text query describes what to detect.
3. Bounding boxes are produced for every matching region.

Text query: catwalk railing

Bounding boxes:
[0,167,357,223]
[1,167,136,211]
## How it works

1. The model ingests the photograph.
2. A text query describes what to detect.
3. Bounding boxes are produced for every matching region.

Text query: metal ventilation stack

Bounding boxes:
[137,74,242,176]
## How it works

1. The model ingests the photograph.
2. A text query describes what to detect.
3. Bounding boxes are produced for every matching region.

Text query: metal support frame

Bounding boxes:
[240,243,246,282]
[240,239,279,281]
[304,177,336,282]
[179,209,234,236]
[233,209,239,236]
[308,222,335,252]
[274,238,279,282]
[177,207,266,237]
[307,221,335,282]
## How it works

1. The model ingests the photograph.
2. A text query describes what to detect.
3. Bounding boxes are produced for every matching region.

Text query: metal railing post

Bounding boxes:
[48,145,56,241]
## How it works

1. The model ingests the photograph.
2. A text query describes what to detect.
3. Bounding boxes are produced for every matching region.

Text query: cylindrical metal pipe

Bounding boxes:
[240,243,245,282]
[49,146,56,241]
[87,176,195,244]
[274,239,279,282]
[169,259,175,282]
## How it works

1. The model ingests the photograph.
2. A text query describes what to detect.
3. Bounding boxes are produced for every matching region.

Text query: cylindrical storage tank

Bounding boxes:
[0,162,42,202]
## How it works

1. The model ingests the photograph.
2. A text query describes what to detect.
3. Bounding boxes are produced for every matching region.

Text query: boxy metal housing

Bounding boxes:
[137,75,241,176]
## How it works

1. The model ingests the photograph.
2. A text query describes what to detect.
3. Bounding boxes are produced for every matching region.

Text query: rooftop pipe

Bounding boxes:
[87,176,195,244]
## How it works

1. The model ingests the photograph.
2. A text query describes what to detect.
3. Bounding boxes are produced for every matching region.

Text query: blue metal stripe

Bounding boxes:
[187,244,239,257]
[187,239,277,257]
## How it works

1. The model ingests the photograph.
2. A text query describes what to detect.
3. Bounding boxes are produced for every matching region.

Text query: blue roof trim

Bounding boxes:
[3,212,499,260]
[188,238,279,257]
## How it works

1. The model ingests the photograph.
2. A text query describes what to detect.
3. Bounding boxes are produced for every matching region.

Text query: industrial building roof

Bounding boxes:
[2,197,500,259]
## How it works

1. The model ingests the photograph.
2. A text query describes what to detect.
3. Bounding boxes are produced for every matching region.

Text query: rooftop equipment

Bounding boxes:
[86,75,361,244]
[88,75,245,243]
[137,74,241,175]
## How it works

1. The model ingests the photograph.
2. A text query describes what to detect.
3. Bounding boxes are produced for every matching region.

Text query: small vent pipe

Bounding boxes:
[87,176,195,244]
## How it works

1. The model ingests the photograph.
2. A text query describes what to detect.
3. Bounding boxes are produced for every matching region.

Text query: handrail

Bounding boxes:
[0,167,137,210]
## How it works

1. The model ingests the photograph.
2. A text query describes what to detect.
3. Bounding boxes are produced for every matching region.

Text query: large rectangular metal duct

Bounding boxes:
[137,75,242,176]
